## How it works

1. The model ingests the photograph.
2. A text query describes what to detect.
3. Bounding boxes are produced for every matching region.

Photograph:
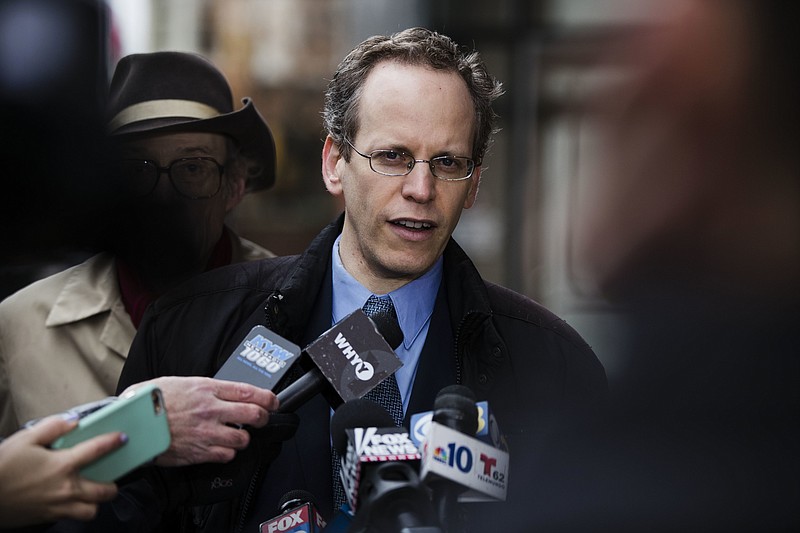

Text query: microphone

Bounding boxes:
[331,398,408,513]
[410,398,508,452]
[214,325,302,390]
[331,399,441,533]
[433,385,478,433]
[418,391,510,504]
[259,489,327,533]
[427,386,478,530]
[276,309,403,413]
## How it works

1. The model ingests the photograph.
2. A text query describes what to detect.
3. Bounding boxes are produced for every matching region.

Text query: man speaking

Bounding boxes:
[118,27,607,532]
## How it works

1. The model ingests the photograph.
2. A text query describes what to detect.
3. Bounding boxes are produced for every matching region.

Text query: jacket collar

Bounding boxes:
[46,252,134,358]
[269,214,493,328]
[442,237,494,320]
[46,253,120,327]
[268,214,503,392]
[265,215,345,338]
[440,238,505,394]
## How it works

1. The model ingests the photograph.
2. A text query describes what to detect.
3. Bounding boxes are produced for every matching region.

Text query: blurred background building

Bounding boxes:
[2,0,664,379]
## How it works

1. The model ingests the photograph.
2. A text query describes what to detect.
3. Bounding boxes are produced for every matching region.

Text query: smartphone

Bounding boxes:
[51,383,171,482]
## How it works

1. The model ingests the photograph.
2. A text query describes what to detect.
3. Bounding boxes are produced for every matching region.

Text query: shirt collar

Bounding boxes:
[331,235,442,350]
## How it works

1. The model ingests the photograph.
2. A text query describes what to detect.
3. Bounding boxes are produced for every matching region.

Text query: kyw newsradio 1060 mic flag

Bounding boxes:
[214,326,302,390]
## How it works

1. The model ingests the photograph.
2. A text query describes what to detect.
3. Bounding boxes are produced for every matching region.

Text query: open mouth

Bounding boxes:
[393,220,433,230]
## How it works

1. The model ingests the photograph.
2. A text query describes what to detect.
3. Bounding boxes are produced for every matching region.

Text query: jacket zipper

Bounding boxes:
[453,314,470,385]
[234,460,263,533]
[235,294,282,531]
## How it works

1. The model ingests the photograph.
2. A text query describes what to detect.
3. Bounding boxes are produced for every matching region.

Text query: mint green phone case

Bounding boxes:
[52,383,171,482]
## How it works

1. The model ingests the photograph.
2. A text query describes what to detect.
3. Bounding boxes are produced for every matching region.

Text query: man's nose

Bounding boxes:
[401,161,437,203]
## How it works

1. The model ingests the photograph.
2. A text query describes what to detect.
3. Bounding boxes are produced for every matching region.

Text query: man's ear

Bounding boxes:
[463,165,481,209]
[225,174,246,211]
[322,135,344,196]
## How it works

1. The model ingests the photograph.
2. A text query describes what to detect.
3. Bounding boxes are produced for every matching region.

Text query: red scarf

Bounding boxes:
[117,229,233,328]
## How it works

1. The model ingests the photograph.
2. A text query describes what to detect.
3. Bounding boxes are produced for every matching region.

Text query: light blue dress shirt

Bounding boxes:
[331,235,442,413]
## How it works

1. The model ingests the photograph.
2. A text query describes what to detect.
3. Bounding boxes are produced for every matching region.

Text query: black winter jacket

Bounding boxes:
[114,215,607,532]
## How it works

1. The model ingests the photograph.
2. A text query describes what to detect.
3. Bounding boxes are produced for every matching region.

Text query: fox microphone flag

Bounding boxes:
[259,490,326,533]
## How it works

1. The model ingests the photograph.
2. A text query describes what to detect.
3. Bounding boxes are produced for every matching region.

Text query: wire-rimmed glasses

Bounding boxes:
[345,140,475,181]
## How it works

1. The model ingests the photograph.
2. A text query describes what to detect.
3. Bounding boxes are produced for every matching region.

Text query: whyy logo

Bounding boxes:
[333,332,374,381]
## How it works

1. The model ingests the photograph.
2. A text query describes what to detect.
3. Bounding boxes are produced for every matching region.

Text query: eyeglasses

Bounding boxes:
[345,140,475,181]
[115,157,224,199]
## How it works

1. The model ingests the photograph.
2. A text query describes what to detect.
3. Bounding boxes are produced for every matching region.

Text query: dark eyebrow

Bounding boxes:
[173,145,217,156]
[377,144,469,159]
[370,142,411,155]
[118,144,219,159]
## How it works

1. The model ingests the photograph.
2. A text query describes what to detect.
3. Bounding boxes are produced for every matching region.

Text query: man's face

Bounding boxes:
[323,60,480,293]
[113,131,243,279]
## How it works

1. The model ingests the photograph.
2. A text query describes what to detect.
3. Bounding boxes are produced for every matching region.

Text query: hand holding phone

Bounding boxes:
[52,383,171,482]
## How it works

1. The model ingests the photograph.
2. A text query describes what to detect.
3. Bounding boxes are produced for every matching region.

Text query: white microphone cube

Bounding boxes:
[420,422,509,502]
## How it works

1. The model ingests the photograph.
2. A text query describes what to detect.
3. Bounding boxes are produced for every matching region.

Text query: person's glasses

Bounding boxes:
[115,157,224,199]
[346,140,475,181]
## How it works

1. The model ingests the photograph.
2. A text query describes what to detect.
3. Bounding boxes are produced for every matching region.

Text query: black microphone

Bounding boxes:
[428,385,478,531]
[259,489,326,533]
[418,392,511,506]
[276,309,403,413]
[330,398,402,514]
[331,399,441,533]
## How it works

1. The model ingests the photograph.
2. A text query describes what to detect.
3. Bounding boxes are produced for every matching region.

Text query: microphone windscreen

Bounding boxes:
[331,398,394,455]
[434,384,477,405]
[367,312,404,350]
[433,384,478,435]
[278,489,317,513]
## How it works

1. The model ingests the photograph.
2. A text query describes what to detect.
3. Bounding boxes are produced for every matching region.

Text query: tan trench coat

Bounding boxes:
[0,235,272,436]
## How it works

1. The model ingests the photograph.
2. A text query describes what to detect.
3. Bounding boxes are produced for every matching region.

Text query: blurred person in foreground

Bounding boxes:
[0,5,284,528]
[115,27,607,532]
[0,51,280,440]
[0,2,127,528]
[521,1,800,531]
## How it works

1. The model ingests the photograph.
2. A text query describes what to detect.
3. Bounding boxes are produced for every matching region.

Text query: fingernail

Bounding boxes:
[120,433,129,444]
[61,412,80,422]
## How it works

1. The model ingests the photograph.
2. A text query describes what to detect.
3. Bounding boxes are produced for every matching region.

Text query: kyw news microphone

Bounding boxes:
[203,311,400,506]
[214,309,403,413]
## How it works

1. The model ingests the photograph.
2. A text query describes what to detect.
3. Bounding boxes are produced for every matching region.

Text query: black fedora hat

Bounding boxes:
[107,51,276,192]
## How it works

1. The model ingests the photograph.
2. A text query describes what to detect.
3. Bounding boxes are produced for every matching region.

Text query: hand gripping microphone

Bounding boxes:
[201,311,401,507]
[260,489,327,533]
[276,309,403,413]
[427,385,478,531]
[331,399,442,533]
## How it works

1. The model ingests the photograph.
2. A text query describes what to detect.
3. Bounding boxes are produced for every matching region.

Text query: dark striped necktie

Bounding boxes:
[331,294,405,511]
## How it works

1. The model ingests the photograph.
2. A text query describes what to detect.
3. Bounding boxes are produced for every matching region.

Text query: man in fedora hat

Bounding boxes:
[0,52,283,465]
